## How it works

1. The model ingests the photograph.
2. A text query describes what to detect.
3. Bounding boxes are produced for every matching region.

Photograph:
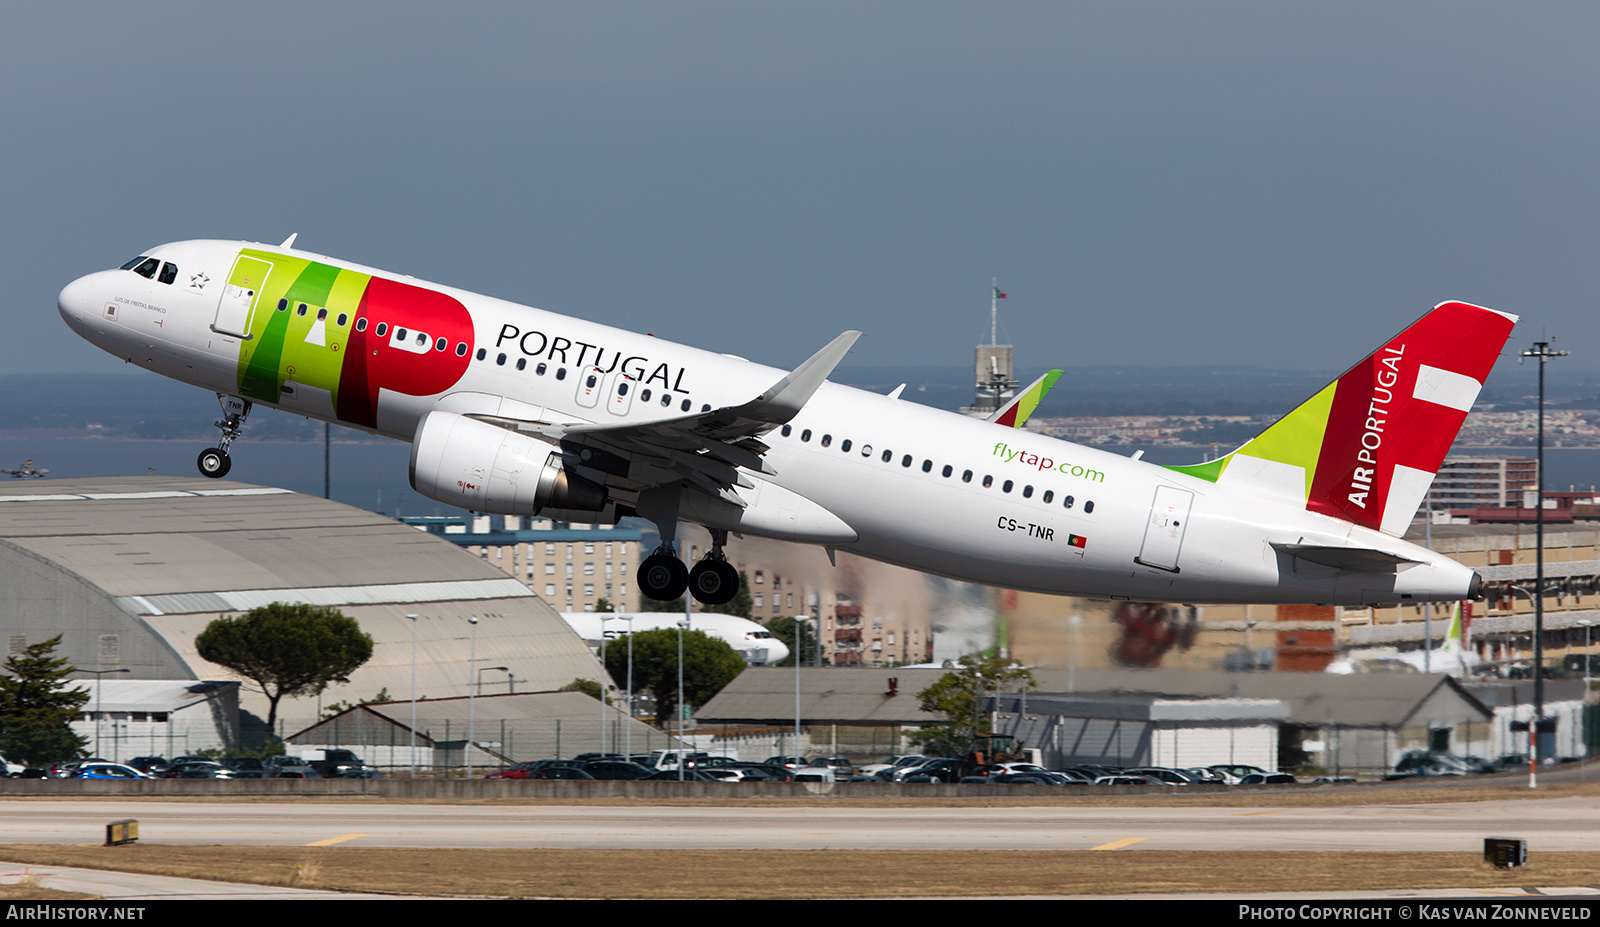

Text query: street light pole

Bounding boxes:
[1521,339,1567,777]
[406,614,418,779]
[79,668,129,761]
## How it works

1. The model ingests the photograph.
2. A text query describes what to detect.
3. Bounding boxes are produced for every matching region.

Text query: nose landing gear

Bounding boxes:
[197,395,251,479]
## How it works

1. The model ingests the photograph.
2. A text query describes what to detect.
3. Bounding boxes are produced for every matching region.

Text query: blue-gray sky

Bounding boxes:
[9,2,1600,378]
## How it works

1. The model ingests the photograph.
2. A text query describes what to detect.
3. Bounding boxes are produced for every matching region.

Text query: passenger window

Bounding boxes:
[338,313,348,326]
[496,353,507,365]
[801,429,811,442]
[1085,501,1095,513]
[1002,480,1012,493]
[983,475,993,488]
[781,425,792,437]
[456,343,468,356]
[681,399,692,412]
[415,333,427,347]
[536,362,546,375]
[942,465,953,478]
[701,404,711,412]
[435,337,446,351]
[660,393,671,407]
[821,434,832,448]
[587,374,599,388]
[277,298,289,312]
[298,303,309,316]
[375,322,388,337]
[317,308,328,320]
[556,368,566,380]
[841,439,852,453]
[618,382,628,395]
[356,318,368,331]
[476,348,487,360]
[1043,490,1054,503]
[1063,495,1074,509]
[158,262,178,285]
[396,327,407,338]
[516,358,527,370]
[882,450,892,463]
[641,388,651,402]
[1022,485,1032,498]
[962,470,972,482]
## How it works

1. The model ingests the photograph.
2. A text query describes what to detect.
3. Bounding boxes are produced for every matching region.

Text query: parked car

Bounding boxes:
[73,763,152,780]
[1238,772,1298,785]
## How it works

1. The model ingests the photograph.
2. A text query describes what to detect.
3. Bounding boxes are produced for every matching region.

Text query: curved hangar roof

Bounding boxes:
[0,476,602,715]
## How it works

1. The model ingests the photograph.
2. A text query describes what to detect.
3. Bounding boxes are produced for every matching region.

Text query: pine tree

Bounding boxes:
[0,635,90,766]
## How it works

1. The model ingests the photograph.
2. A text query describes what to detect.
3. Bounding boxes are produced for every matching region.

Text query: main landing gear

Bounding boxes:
[197,395,251,479]
[637,529,741,607]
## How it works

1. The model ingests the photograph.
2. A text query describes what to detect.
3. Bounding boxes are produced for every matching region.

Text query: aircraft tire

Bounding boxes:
[197,448,231,479]
[689,559,740,606]
[638,554,689,601]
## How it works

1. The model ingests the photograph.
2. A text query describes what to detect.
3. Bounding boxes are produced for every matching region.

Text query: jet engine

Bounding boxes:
[409,411,606,515]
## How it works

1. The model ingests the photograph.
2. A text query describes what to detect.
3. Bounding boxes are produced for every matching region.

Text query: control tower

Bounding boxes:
[960,280,1019,418]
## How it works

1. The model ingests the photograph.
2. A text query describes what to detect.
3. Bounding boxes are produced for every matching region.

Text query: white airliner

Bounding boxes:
[58,238,1517,608]
[560,611,789,666]
[1326,603,1482,676]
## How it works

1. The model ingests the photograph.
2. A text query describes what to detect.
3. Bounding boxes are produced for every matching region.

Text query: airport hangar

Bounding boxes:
[0,475,612,753]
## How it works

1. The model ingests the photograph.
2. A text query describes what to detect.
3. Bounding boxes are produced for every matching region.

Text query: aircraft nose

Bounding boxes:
[57,273,102,330]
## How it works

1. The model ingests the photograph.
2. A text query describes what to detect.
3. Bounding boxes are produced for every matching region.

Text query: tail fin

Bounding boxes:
[989,369,1063,428]
[1168,301,1517,536]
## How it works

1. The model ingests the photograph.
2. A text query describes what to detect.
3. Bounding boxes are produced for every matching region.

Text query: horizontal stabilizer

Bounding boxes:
[1271,543,1420,573]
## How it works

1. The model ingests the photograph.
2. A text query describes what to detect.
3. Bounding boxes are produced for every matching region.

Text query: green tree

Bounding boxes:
[766,616,822,667]
[908,654,1034,754]
[558,677,605,702]
[0,635,89,765]
[602,628,744,726]
[195,603,374,741]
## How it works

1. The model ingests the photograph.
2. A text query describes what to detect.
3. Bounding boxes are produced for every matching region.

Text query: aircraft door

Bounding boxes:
[1136,485,1193,573]
[213,254,273,338]
[605,373,634,416]
[574,366,604,408]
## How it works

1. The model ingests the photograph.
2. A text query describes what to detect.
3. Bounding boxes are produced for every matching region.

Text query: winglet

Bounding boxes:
[734,330,861,423]
[279,232,299,250]
[989,369,1063,428]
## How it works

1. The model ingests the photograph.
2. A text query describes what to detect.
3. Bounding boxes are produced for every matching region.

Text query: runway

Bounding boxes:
[3,797,1595,852]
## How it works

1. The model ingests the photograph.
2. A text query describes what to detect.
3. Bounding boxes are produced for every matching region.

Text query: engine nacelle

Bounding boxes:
[409,411,606,515]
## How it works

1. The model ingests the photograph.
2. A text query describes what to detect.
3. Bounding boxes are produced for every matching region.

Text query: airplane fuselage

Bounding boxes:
[58,239,1482,606]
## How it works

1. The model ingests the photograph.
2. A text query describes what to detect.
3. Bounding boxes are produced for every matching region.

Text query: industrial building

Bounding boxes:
[0,476,608,749]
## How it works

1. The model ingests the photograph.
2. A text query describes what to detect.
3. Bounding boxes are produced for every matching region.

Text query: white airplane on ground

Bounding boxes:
[59,238,1517,608]
[560,611,789,666]
[1325,603,1482,676]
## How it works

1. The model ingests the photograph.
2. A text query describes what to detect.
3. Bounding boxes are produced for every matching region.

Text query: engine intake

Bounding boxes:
[410,411,606,515]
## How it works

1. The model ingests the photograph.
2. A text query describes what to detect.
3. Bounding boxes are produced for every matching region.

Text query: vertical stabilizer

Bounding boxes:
[1169,302,1517,536]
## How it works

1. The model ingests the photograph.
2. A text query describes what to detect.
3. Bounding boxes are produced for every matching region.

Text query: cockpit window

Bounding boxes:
[158,262,178,285]
[120,256,148,271]
[128,257,160,279]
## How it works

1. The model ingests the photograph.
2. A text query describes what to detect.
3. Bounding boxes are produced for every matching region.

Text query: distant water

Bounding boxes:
[1136,446,1600,493]
[2,436,1598,519]
[0,435,422,516]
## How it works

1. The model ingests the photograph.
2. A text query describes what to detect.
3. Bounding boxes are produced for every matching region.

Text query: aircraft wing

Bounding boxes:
[475,330,861,506]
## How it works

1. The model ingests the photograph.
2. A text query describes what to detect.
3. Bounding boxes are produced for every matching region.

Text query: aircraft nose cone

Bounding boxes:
[57,273,101,330]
